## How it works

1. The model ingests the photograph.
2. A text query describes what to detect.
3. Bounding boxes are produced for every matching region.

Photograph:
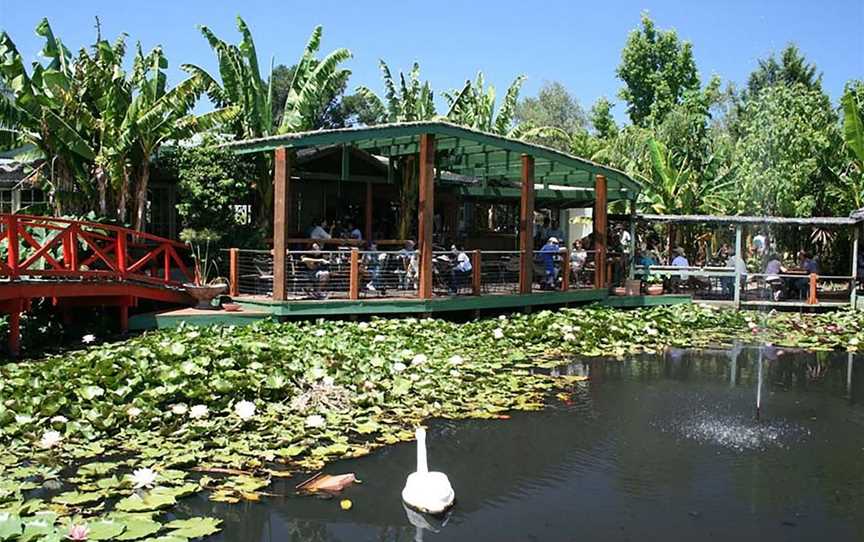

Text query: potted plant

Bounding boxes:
[180,228,227,309]
[644,273,666,296]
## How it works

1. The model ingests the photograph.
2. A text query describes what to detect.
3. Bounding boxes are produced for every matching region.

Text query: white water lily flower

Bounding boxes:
[322,376,335,386]
[493,328,505,340]
[50,415,68,424]
[127,406,142,418]
[234,400,256,421]
[392,362,407,373]
[449,369,460,377]
[39,430,62,449]
[189,405,209,419]
[646,328,659,336]
[170,404,188,416]
[314,328,326,337]
[747,321,758,330]
[131,467,158,489]
[411,354,427,366]
[850,337,860,346]
[563,332,576,342]
[305,414,326,428]
[82,334,96,344]
[358,322,369,330]
[373,335,386,342]
[498,314,507,321]
[449,355,464,365]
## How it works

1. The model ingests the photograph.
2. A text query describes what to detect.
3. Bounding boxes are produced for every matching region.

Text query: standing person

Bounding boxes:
[540,237,562,289]
[398,240,418,290]
[448,245,472,294]
[309,219,332,240]
[363,240,384,293]
[547,220,565,243]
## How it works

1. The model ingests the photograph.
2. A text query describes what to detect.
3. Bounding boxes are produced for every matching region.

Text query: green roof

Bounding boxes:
[222,121,640,201]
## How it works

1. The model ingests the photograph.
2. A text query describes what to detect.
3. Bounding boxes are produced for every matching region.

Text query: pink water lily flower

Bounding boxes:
[67,524,89,540]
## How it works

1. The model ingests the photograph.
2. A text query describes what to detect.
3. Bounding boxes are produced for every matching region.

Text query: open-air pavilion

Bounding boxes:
[216,121,651,316]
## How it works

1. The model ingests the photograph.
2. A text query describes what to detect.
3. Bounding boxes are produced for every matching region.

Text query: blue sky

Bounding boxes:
[1,0,862,123]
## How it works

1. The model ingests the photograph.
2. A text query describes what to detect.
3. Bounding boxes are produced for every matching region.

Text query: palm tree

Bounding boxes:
[183,18,352,228]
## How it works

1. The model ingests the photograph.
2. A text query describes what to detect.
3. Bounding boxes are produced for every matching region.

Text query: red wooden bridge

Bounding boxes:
[0,214,196,355]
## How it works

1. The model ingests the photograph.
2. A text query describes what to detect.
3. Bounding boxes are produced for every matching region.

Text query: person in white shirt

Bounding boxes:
[309,220,332,240]
[448,245,472,294]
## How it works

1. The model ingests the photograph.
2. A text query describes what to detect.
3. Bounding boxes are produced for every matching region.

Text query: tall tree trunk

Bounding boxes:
[133,159,150,232]
[398,156,417,240]
[95,166,108,217]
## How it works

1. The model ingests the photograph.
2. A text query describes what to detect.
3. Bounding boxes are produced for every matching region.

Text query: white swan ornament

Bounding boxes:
[401,427,455,514]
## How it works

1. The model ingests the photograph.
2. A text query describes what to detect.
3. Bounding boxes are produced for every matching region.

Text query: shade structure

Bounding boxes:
[222,121,640,201]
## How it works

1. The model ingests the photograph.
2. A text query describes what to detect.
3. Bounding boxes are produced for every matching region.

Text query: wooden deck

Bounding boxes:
[129,290,693,330]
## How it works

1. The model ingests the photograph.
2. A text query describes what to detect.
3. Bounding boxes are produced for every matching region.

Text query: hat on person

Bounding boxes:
[548,237,559,244]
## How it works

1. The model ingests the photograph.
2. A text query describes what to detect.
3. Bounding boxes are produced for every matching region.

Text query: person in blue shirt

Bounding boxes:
[540,237,562,289]
[671,247,690,267]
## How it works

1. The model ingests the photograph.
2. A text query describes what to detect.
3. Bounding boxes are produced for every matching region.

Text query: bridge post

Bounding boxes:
[472,250,481,296]
[229,248,239,297]
[6,215,18,278]
[117,231,128,280]
[8,306,20,357]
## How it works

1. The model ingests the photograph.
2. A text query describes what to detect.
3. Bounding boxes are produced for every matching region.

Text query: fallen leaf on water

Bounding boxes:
[340,499,352,510]
[297,473,358,493]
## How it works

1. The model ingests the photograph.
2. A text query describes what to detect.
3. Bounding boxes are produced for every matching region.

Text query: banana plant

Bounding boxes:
[828,90,864,213]
[183,19,351,227]
[0,19,98,214]
[355,61,438,123]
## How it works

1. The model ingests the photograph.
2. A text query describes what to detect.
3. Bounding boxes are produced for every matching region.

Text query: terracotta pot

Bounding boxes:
[613,286,627,296]
[222,303,241,312]
[646,284,664,296]
[184,283,227,309]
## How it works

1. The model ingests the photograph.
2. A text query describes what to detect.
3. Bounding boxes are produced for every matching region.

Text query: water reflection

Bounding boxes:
[199,348,864,542]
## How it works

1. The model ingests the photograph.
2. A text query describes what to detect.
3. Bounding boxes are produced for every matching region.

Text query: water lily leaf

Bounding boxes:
[115,491,176,512]
[164,517,221,538]
[353,420,380,434]
[275,445,306,458]
[0,513,23,541]
[20,511,57,542]
[87,519,126,540]
[78,462,120,478]
[52,490,103,506]
[80,385,105,400]
[115,518,162,540]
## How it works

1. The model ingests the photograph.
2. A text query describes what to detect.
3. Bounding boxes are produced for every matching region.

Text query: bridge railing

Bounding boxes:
[0,214,194,287]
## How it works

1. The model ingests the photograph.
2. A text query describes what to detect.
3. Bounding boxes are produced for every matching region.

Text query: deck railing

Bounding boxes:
[635,264,856,306]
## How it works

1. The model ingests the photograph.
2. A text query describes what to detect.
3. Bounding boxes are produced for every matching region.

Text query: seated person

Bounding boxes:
[792,250,819,298]
[309,219,332,240]
[448,245,472,294]
[671,247,689,267]
[540,237,562,289]
[300,243,331,298]
[347,222,363,241]
[570,239,588,285]
[763,253,787,300]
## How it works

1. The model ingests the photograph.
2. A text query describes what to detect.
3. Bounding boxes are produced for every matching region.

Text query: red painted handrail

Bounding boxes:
[0,214,194,287]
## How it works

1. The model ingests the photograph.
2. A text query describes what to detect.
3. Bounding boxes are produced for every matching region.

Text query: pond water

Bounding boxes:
[187,347,864,541]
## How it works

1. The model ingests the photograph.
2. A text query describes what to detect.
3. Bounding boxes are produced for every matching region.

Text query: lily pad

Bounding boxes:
[164,517,221,538]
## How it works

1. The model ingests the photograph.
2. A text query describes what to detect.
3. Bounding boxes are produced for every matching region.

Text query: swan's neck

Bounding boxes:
[416,428,428,474]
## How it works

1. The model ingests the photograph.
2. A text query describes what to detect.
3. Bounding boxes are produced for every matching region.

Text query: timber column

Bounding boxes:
[593,174,608,289]
[273,147,291,301]
[519,155,535,294]
[418,134,435,299]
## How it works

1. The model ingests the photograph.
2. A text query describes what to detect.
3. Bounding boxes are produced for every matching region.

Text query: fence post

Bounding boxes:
[808,273,818,305]
[117,231,127,281]
[472,250,481,296]
[229,248,239,297]
[349,248,360,300]
[7,215,18,278]
[561,249,570,291]
[733,225,742,309]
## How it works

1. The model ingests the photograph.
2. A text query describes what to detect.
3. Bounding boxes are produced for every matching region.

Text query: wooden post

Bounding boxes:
[8,306,20,357]
[117,231,127,280]
[733,224,743,309]
[418,134,435,299]
[67,224,78,272]
[119,303,129,334]
[349,248,360,300]
[163,248,171,284]
[6,215,18,278]
[273,147,291,301]
[593,174,608,289]
[627,199,637,279]
[472,249,481,296]
[229,248,239,297]
[365,181,373,242]
[852,225,859,310]
[518,154,535,294]
[808,273,818,305]
[561,248,570,291]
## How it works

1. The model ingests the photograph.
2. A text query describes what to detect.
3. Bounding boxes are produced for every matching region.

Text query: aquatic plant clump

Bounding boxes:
[0,304,856,540]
